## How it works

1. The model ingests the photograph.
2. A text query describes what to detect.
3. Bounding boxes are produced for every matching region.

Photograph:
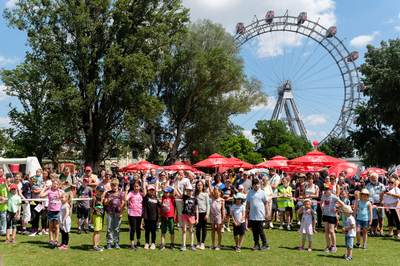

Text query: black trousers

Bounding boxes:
[128,216,142,241]
[250,220,267,246]
[196,213,207,243]
[41,209,48,229]
[30,205,39,229]
[386,210,400,230]
[145,219,157,244]
[317,203,323,227]
[60,229,69,245]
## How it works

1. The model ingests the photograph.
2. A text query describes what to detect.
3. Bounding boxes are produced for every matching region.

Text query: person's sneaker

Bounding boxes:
[92,246,103,252]
[196,242,201,249]
[245,227,251,231]
[252,244,260,251]
[178,227,182,231]
[330,246,337,252]
[96,245,104,249]
[114,243,120,250]
[85,229,90,234]
[53,241,59,247]
[221,227,224,233]
[190,245,196,251]
[136,242,141,249]
[156,227,160,232]
[180,245,186,251]
[57,245,68,250]
[308,246,312,251]
[11,239,16,244]
[269,222,274,228]
[279,226,283,230]
[226,227,231,232]
[353,243,360,248]
[199,243,205,250]
[105,244,112,250]
[21,230,30,236]
[170,243,175,250]
[260,244,270,250]
[236,247,241,252]
[31,228,39,233]
[363,245,367,250]
[44,230,49,235]
[48,241,53,246]
[4,239,9,244]
[129,244,137,251]
[298,246,305,250]
[150,243,156,250]
[144,243,149,250]
[287,226,291,231]
[324,246,330,252]
[158,244,165,250]
[77,228,82,234]
[89,225,94,230]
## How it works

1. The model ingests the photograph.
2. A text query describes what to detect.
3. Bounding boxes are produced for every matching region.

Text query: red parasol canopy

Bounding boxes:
[287,150,347,167]
[126,161,164,171]
[193,154,232,168]
[122,163,135,171]
[255,155,288,169]
[288,165,323,173]
[194,170,205,175]
[164,162,194,171]
[360,167,388,176]
[329,162,358,178]
[115,168,124,172]
[226,157,255,169]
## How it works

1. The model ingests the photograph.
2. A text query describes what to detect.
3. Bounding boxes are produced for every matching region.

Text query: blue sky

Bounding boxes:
[1,0,400,143]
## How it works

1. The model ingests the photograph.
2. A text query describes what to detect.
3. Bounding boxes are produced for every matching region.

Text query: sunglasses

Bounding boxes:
[330,178,335,180]
[388,182,394,184]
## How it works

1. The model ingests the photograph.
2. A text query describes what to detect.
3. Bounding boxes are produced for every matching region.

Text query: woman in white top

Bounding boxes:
[380,178,400,238]
[302,176,319,233]
[261,176,273,229]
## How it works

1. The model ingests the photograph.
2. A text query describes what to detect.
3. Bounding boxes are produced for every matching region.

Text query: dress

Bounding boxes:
[58,203,71,233]
[299,209,313,235]
[210,198,223,224]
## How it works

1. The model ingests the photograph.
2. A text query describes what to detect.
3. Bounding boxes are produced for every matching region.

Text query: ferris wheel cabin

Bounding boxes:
[353,116,359,124]
[236,22,245,34]
[326,26,337,38]
[357,83,366,92]
[347,51,359,62]
[297,12,307,24]
[265,11,274,24]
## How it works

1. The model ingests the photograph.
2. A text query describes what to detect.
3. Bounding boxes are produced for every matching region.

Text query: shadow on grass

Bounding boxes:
[316,254,344,259]
[23,240,62,249]
[279,246,325,252]
[69,244,94,250]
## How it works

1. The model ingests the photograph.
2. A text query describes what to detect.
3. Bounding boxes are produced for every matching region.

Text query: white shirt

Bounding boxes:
[174,178,190,195]
[231,204,246,223]
[383,187,400,205]
[344,215,356,237]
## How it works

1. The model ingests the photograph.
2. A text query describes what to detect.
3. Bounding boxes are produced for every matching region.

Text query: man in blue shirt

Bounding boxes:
[246,179,269,251]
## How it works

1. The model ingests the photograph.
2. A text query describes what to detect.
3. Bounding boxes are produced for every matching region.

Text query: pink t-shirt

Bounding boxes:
[47,189,65,212]
[127,191,143,217]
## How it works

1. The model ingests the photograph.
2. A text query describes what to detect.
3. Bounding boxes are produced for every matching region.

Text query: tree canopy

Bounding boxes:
[318,137,354,158]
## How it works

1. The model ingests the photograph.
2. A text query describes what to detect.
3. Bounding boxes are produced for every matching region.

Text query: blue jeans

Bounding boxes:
[345,236,354,249]
[106,213,122,244]
[0,211,6,234]
[311,204,317,221]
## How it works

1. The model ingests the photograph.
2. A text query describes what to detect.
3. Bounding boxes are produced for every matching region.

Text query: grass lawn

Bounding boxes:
[0,212,399,266]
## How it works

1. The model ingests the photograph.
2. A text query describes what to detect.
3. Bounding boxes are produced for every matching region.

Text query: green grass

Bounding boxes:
[0,212,399,266]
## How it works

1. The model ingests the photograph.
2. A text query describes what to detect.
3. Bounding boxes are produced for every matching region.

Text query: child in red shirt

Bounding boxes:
[159,187,175,250]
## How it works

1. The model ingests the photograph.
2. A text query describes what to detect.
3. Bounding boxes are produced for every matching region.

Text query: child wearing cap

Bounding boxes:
[222,178,235,233]
[159,186,176,250]
[91,185,105,252]
[124,180,143,250]
[231,193,246,252]
[353,189,373,250]
[342,205,356,261]
[296,199,316,251]
[4,184,21,243]
[321,183,345,253]
[142,184,160,250]
[76,178,93,234]
[175,181,198,251]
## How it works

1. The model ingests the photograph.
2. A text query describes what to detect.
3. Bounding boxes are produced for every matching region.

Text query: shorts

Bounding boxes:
[181,214,195,224]
[233,222,245,236]
[161,217,174,235]
[356,219,370,228]
[77,207,90,219]
[311,204,317,221]
[47,210,59,222]
[323,215,336,224]
[345,236,354,249]
[225,204,232,217]
[278,207,293,212]
[271,198,278,210]
[373,205,385,219]
[93,214,103,231]
[22,203,31,222]
[6,211,18,229]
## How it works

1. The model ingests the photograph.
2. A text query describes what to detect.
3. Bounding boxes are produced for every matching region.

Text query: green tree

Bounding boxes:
[3,0,189,169]
[252,120,312,160]
[318,137,354,158]
[220,133,263,165]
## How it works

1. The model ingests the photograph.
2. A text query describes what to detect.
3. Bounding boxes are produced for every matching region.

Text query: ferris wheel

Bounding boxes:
[234,11,364,145]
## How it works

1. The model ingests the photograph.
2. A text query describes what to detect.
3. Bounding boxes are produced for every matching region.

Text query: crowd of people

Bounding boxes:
[0,165,400,261]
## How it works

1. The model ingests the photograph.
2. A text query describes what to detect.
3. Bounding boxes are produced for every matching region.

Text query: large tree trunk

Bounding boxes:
[150,126,159,165]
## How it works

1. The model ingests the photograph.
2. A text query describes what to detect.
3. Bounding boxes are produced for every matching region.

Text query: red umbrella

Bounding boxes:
[360,167,388,176]
[208,153,225,158]
[194,170,205,175]
[122,163,135,171]
[287,150,347,167]
[226,157,255,169]
[329,162,358,178]
[127,161,164,171]
[255,155,288,169]
[286,165,322,173]
[126,169,137,173]
[115,168,124,172]
[193,155,233,168]
[164,162,194,171]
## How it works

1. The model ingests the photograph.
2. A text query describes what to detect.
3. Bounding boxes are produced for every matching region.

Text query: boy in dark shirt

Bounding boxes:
[19,179,33,235]
[91,185,105,252]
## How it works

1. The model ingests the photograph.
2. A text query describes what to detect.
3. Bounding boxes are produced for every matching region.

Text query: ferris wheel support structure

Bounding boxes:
[234,13,362,144]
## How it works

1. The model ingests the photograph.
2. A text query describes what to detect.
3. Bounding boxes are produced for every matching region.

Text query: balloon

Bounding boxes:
[312,141,318,146]
[192,150,198,156]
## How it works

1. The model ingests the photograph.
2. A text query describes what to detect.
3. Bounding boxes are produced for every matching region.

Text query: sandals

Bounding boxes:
[215,245,221,251]
[209,244,215,250]
[346,256,353,261]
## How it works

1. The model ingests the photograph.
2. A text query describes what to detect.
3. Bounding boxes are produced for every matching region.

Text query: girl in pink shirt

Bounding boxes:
[124,180,143,250]
[39,179,64,246]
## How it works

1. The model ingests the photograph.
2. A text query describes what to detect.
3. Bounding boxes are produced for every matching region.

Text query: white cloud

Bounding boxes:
[398,12,400,18]
[0,85,8,100]
[301,52,310,57]
[349,31,380,48]
[383,18,395,24]
[303,114,329,125]
[251,96,276,111]
[242,130,256,143]
[5,0,18,8]
[395,26,400,31]
[0,117,11,127]
[0,55,19,66]
[307,130,328,139]
[182,0,336,57]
